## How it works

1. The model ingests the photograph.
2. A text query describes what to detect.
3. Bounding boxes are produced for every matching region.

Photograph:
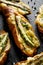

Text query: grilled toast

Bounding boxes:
[0,3,40,56]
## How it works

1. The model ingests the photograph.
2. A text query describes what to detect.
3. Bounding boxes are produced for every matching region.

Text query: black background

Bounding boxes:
[0,0,43,65]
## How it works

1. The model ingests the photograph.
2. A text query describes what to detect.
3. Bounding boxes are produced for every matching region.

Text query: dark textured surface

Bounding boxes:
[0,0,43,65]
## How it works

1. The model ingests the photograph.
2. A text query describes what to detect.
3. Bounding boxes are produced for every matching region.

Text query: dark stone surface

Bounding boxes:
[0,0,43,65]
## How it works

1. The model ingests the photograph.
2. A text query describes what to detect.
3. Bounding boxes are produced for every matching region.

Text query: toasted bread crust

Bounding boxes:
[15,52,43,65]
[0,30,11,65]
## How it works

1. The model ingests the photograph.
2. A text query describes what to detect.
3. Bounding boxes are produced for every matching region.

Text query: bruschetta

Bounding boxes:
[0,0,31,15]
[0,30,11,65]
[0,3,40,56]
[15,52,43,65]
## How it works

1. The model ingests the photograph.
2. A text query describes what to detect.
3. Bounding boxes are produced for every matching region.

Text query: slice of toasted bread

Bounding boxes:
[15,52,43,65]
[0,3,40,56]
[0,30,11,65]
